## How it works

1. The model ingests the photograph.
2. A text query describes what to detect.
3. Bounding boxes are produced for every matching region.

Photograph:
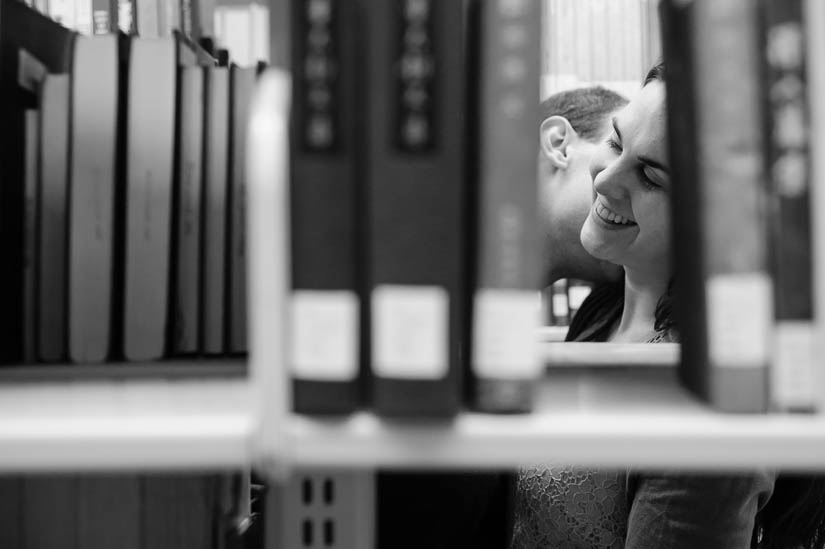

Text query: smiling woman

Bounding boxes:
[578,74,671,343]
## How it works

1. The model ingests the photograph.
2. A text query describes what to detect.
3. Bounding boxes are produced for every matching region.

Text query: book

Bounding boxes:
[0,0,75,364]
[135,0,159,37]
[118,0,134,34]
[141,474,218,549]
[37,73,71,362]
[92,0,117,34]
[803,0,825,412]
[76,0,93,34]
[663,0,771,413]
[468,0,542,413]
[122,35,177,361]
[0,477,22,548]
[228,64,256,354]
[172,65,205,355]
[290,0,363,414]
[76,475,140,549]
[761,0,815,412]
[23,475,78,549]
[202,64,230,355]
[68,32,128,363]
[23,109,39,364]
[366,0,468,416]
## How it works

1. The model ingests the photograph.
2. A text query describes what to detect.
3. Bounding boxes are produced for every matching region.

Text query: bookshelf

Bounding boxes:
[242,68,825,475]
[3,0,825,476]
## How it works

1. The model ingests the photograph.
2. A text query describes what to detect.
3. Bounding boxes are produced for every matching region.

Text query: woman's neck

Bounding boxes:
[609,268,669,343]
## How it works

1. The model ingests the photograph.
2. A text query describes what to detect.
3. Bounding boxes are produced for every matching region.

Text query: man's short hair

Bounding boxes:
[540,87,628,141]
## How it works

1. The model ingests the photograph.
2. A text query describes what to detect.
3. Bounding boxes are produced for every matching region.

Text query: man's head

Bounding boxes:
[538,86,629,285]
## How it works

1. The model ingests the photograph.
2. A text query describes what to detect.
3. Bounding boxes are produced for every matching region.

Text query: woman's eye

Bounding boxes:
[639,168,661,190]
[606,137,622,153]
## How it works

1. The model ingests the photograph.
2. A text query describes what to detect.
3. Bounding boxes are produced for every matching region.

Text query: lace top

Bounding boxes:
[510,283,669,549]
[511,467,628,549]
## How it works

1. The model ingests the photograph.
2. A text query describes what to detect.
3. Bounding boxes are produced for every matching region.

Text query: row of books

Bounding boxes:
[20,0,270,66]
[662,0,822,414]
[20,0,211,40]
[286,0,544,416]
[0,473,251,549]
[1,0,260,364]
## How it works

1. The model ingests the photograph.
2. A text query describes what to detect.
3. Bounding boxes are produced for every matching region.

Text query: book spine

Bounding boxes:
[69,34,122,363]
[0,477,22,548]
[367,0,468,416]
[76,475,140,549]
[123,36,177,361]
[23,109,39,364]
[290,0,362,413]
[23,475,78,549]
[136,0,159,36]
[141,474,218,549]
[76,0,93,34]
[694,0,771,412]
[470,0,541,413]
[228,66,256,355]
[49,0,76,29]
[173,66,205,355]
[202,65,230,355]
[118,0,134,34]
[803,0,825,412]
[92,0,112,34]
[761,0,815,412]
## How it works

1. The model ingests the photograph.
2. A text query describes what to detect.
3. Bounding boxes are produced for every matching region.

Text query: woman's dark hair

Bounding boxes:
[647,60,825,548]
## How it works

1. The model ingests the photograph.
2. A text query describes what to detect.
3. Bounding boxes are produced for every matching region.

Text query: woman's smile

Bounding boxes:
[591,197,637,229]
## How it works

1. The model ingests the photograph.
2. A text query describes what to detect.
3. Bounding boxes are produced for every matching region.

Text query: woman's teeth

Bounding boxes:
[596,202,635,225]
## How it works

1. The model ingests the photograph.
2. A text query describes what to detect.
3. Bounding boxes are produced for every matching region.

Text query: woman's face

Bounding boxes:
[579,81,670,280]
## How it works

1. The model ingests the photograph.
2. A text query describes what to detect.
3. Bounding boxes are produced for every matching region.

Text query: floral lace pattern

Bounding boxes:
[510,467,628,549]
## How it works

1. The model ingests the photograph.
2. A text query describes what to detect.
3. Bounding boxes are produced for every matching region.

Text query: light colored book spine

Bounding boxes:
[69,34,120,363]
[136,0,159,36]
[203,66,230,355]
[38,74,71,362]
[123,36,177,361]
[75,0,93,35]
[174,66,205,354]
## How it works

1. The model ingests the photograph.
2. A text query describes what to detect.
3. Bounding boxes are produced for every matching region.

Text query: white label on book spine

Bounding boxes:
[773,322,815,409]
[706,274,772,368]
[290,291,358,381]
[372,285,448,379]
[473,289,540,379]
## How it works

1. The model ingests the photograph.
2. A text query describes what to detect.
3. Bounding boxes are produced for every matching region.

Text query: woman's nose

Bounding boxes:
[592,163,627,200]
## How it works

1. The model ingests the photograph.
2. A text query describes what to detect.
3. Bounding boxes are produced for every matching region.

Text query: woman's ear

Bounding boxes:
[540,115,577,169]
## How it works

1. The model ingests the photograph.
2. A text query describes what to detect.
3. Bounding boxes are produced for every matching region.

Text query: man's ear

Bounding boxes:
[540,115,577,169]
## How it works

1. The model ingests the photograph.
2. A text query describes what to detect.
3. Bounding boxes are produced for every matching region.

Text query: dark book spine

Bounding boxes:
[666,0,771,413]
[761,0,815,411]
[367,0,468,417]
[0,1,74,364]
[76,475,140,549]
[290,0,363,414]
[661,0,708,407]
[23,475,78,549]
[469,0,541,413]
[141,474,218,549]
